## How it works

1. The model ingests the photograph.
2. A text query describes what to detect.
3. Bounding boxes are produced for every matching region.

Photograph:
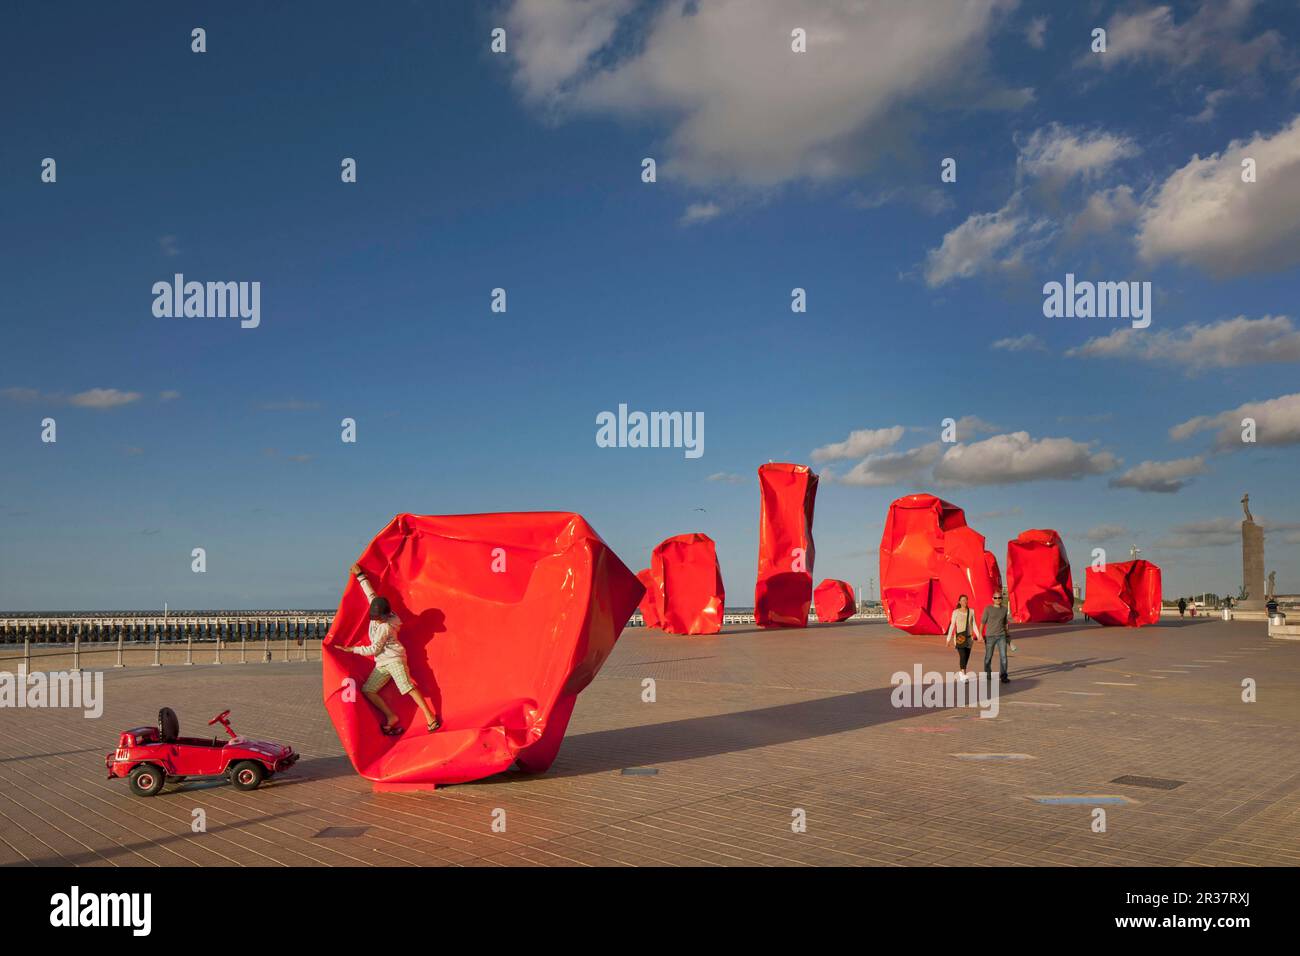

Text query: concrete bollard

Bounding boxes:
[115,630,124,668]
[72,631,81,673]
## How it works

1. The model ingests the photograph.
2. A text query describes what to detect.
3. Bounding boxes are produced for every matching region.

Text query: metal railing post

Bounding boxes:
[72,629,81,673]
[23,636,30,672]
[153,623,161,667]
[115,627,124,668]
[185,621,194,665]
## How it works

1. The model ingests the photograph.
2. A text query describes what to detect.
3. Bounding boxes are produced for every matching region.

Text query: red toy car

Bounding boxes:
[106,707,299,797]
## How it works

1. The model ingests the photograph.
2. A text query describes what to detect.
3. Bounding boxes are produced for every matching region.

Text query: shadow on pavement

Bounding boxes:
[460,656,1121,784]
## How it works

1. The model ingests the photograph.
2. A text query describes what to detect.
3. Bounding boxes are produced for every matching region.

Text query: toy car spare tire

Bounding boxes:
[128,764,166,797]
[229,760,265,791]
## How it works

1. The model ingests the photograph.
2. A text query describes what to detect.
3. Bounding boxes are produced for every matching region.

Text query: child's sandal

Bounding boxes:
[427,718,442,733]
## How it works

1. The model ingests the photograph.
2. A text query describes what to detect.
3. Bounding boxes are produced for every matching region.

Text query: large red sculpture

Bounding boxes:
[649,533,725,635]
[755,463,819,628]
[814,579,857,623]
[323,512,643,789]
[879,493,1000,635]
[1082,559,1162,627]
[1006,529,1074,623]
[636,568,663,629]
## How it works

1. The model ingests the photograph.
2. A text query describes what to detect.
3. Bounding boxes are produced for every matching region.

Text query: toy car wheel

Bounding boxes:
[128,764,166,797]
[229,761,265,791]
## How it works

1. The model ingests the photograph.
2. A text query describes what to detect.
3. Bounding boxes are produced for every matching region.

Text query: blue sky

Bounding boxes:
[3,0,1300,610]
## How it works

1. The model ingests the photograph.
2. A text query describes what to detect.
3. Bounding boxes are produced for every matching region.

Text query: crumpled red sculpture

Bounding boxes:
[636,568,663,629]
[755,463,819,628]
[1006,529,1074,623]
[647,533,725,635]
[323,512,643,789]
[814,579,856,623]
[879,493,1000,635]
[1082,559,1162,627]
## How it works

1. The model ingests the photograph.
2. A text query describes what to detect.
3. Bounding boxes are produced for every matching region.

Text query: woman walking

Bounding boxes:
[945,594,981,681]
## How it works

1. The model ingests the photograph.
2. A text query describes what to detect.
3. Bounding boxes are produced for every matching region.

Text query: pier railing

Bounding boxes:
[0,613,334,671]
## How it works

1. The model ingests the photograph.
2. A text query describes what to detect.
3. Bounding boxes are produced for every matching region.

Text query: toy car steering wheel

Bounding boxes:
[208,710,231,726]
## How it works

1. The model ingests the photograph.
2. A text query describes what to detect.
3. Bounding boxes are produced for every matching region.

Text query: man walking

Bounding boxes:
[982,590,1011,685]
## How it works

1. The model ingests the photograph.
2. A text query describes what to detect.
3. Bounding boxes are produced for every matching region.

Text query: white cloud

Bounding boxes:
[707,472,744,484]
[1025,16,1047,50]
[4,386,144,408]
[1171,392,1300,450]
[925,122,1133,285]
[832,442,942,487]
[68,388,142,409]
[829,431,1118,488]
[1068,315,1300,369]
[932,431,1118,486]
[680,201,722,226]
[159,235,180,257]
[1137,114,1300,277]
[1191,88,1231,123]
[1068,184,1139,240]
[1085,524,1128,543]
[811,425,905,463]
[1086,1,1285,75]
[1108,456,1207,493]
[159,390,181,402]
[507,0,1018,187]
[506,0,635,104]
[849,186,953,216]
[991,333,1046,352]
[1017,123,1139,186]
[1155,517,1240,549]
[923,198,1048,286]
[1150,516,1300,550]
[948,416,1000,437]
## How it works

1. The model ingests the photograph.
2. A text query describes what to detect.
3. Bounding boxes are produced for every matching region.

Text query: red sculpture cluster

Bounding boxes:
[1082,559,1163,627]
[814,579,857,623]
[754,463,819,628]
[1005,529,1075,623]
[323,512,643,789]
[637,533,725,635]
[878,494,1001,635]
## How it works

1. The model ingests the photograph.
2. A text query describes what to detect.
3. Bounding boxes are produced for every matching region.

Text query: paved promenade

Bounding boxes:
[1,617,1296,866]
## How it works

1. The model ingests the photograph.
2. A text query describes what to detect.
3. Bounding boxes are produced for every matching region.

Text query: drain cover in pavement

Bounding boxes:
[314,826,370,838]
[1110,775,1185,790]
[620,767,659,776]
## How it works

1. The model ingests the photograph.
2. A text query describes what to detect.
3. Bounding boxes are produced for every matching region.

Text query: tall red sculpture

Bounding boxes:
[814,579,857,623]
[323,512,643,789]
[648,533,725,635]
[1006,529,1074,623]
[879,493,1000,635]
[755,463,818,628]
[636,568,663,629]
[1082,559,1162,627]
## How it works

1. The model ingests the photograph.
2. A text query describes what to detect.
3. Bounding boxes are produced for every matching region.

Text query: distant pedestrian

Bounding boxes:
[1177,597,1187,618]
[981,590,1011,684]
[945,594,980,682]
